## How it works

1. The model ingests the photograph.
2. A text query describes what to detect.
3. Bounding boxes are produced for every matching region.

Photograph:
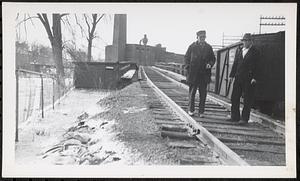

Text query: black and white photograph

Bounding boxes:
[2,2,297,178]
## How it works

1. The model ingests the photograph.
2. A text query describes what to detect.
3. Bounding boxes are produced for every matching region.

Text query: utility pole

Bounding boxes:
[259,15,285,34]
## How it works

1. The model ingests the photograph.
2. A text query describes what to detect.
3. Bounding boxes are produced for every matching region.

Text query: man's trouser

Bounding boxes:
[188,79,208,114]
[230,78,255,122]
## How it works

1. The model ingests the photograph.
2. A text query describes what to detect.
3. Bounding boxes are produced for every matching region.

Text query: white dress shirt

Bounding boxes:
[242,46,252,58]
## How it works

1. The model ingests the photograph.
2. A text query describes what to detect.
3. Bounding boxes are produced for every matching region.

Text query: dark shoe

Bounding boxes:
[198,113,204,118]
[225,118,238,122]
[237,120,248,125]
[188,111,195,116]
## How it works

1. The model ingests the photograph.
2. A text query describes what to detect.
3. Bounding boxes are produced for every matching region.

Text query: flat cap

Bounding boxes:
[241,33,252,41]
[196,30,206,36]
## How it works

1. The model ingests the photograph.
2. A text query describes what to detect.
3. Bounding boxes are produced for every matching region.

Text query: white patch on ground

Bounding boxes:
[123,107,148,114]
[121,69,136,79]
[15,89,136,165]
[138,94,148,97]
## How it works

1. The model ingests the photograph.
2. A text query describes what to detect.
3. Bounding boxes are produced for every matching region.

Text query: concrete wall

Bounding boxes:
[164,52,184,64]
[105,45,115,62]
[105,43,184,65]
[73,62,138,89]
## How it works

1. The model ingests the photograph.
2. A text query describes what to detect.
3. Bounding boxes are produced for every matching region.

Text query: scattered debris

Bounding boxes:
[77,112,89,121]
[167,141,197,149]
[113,157,121,161]
[123,107,147,114]
[39,110,124,165]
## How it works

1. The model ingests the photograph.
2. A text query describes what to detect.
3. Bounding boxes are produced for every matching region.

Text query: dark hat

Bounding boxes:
[241,33,252,41]
[196,30,206,36]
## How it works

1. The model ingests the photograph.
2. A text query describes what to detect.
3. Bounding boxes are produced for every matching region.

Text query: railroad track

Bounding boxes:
[141,66,285,166]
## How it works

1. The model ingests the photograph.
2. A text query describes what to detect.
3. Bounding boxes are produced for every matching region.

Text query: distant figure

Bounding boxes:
[184,30,216,117]
[226,33,260,125]
[139,34,148,46]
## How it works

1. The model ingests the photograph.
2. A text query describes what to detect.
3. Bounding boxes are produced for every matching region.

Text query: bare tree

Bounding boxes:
[37,13,68,86]
[66,46,87,62]
[76,14,105,62]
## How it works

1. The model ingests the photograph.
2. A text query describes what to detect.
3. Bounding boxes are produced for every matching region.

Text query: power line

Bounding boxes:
[259,15,285,34]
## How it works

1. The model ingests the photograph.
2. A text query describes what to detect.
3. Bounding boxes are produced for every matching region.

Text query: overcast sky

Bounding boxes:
[15,3,289,60]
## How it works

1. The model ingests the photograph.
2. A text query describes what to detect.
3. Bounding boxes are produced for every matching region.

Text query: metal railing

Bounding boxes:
[15,68,73,142]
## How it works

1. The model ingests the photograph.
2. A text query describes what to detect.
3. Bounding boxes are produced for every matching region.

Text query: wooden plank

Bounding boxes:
[154,115,181,121]
[206,127,277,138]
[149,105,164,109]
[152,111,171,115]
[216,135,285,146]
[205,105,228,109]
[227,145,285,154]
[201,123,263,132]
[161,130,195,140]
[194,116,229,122]
[197,119,238,126]
[179,155,218,165]
[167,141,197,149]
[160,124,188,132]
[175,101,224,109]
[203,112,230,117]
[198,114,229,120]
[150,108,168,112]
[154,120,186,125]
[205,108,230,112]
[175,102,215,106]
[180,108,230,117]
[207,94,285,136]
[180,105,228,112]
[244,159,273,166]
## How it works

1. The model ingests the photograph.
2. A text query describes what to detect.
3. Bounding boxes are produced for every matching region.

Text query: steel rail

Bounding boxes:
[142,66,249,166]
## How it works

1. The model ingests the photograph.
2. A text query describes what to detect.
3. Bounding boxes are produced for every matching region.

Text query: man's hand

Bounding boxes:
[251,79,256,84]
[206,64,211,69]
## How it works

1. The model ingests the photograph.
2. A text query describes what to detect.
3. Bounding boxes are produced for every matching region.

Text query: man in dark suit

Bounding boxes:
[184,30,216,117]
[227,33,260,125]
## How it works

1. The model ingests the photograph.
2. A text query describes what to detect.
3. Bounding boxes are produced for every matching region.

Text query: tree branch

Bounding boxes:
[96,14,105,24]
[37,13,54,44]
[23,14,27,40]
[83,14,91,34]
[63,15,74,37]
[90,14,98,39]
[75,14,87,38]
[15,15,39,27]
[15,13,19,21]
[27,13,35,27]
[60,13,69,18]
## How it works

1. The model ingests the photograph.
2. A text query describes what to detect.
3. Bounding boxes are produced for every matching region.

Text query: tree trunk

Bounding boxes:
[52,14,65,87]
[87,37,92,62]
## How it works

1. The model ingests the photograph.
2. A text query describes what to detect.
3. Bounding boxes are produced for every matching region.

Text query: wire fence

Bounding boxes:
[16,68,73,142]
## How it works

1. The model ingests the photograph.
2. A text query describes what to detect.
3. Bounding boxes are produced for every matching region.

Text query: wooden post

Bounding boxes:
[259,15,262,34]
[52,77,55,110]
[40,75,44,118]
[15,70,19,142]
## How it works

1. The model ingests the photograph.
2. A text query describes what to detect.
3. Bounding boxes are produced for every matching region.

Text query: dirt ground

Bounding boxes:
[15,81,218,166]
[98,81,219,165]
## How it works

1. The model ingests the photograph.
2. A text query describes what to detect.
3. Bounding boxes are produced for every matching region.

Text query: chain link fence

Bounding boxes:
[16,68,73,141]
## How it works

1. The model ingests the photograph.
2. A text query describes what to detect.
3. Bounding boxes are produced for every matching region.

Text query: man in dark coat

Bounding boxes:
[227,33,260,125]
[184,30,216,117]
